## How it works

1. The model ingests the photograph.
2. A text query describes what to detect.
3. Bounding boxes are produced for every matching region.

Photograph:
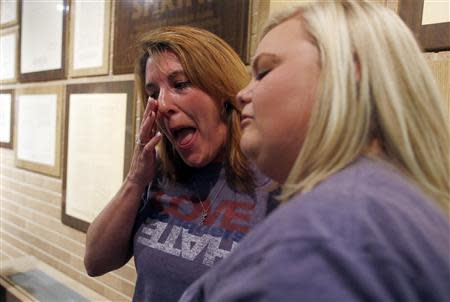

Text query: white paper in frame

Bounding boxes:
[0,91,13,147]
[65,93,127,223]
[0,0,18,28]
[69,0,111,77]
[0,28,18,83]
[20,0,69,82]
[14,86,64,177]
[62,81,135,232]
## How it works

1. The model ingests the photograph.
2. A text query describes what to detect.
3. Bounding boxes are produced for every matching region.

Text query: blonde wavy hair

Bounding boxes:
[134,26,254,192]
[267,1,449,211]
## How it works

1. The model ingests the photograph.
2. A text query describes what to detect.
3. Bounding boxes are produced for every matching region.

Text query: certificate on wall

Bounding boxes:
[20,0,68,82]
[0,0,19,28]
[69,0,111,77]
[0,90,14,149]
[113,0,250,74]
[0,28,18,83]
[62,81,135,232]
[15,87,64,177]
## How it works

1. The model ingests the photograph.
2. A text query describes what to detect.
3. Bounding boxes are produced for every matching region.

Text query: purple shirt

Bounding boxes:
[180,157,450,302]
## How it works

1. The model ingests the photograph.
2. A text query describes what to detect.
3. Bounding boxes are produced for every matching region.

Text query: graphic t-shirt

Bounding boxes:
[132,163,272,302]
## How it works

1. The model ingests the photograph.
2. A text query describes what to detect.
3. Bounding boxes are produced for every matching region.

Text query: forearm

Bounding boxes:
[84,178,147,276]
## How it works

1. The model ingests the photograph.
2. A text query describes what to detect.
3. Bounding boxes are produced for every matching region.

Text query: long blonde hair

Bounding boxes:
[134,26,254,192]
[268,1,449,210]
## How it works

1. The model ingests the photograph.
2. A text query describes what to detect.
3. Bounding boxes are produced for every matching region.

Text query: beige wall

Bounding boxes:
[1,1,448,301]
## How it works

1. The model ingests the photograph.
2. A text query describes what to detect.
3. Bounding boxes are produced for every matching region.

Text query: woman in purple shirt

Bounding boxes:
[180,1,449,301]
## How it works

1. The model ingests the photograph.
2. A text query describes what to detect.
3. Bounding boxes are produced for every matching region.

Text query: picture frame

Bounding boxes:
[113,0,250,74]
[19,0,69,82]
[0,0,19,28]
[62,81,135,232]
[14,86,64,177]
[0,27,18,83]
[0,89,14,149]
[69,0,111,77]
[399,0,450,51]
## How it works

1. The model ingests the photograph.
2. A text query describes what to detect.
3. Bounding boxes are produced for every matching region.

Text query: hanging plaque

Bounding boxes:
[113,0,250,74]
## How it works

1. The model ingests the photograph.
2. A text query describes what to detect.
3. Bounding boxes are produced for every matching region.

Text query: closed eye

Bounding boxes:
[146,88,159,99]
[174,81,191,90]
[255,69,271,81]
[145,83,159,99]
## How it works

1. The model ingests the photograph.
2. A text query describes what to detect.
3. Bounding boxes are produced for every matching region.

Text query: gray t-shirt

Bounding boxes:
[132,162,273,302]
[180,157,450,302]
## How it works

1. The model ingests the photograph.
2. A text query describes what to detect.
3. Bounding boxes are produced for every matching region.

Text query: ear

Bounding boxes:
[224,100,233,112]
[221,100,234,120]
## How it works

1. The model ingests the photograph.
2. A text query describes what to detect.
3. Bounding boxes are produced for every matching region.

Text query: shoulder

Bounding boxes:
[218,157,449,273]
[271,157,448,244]
[186,159,450,301]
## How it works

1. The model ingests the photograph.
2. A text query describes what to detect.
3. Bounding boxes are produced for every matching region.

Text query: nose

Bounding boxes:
[237,81,255,107]
[157,88,177,116]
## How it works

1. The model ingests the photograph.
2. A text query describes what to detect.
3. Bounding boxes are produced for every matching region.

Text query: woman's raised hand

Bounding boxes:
[126,97,162,187]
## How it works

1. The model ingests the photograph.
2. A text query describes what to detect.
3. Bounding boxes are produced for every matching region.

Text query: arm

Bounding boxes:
[84,99,161,276]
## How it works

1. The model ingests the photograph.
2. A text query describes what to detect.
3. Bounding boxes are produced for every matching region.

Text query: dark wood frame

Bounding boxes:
[19,0,69,82]
[113,0,250,74]
[399,0,450,51]
[62,81,136,232]
[0,89,14,149]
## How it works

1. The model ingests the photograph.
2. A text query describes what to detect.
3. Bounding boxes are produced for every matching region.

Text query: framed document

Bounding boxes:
[69,0,111,77]
[0,28,18,83]
[0,90,14,149]
[0,0,19,28]
[399,0,450,51]
[62,81,135,232]
[113,0,250,74]
[15,86,64,177]
[19,0,69,82]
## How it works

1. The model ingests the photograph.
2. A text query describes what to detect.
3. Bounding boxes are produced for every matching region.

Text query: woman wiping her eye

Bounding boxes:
[84,26,275,302]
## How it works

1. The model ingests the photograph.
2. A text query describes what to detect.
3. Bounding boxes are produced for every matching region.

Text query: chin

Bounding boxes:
[240,137,258,162]
[181,154,209,168]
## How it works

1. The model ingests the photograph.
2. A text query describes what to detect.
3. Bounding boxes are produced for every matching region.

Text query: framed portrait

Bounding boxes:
[19,0,69,82]
[0,90,14,149]
[113,0,250,74]
[0,0,19,28]
[62,81,135,232]
[69,0,111,77]
[399,0,450,51]
[14,86,64,177]
[0,27,18,83]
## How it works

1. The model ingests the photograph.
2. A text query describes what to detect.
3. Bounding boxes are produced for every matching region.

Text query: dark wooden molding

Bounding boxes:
[113,0,250,74]
[399,0,449,51]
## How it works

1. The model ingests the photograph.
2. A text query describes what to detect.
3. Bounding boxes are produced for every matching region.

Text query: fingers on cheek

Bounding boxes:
[144,133,162,152]
[140,116,148,132]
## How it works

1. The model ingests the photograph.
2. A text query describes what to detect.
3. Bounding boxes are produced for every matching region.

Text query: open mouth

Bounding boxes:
[172,126,197,148]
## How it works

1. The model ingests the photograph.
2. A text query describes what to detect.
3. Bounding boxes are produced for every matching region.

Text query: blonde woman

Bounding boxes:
[84,26,272,302]
[180,1,450,301]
